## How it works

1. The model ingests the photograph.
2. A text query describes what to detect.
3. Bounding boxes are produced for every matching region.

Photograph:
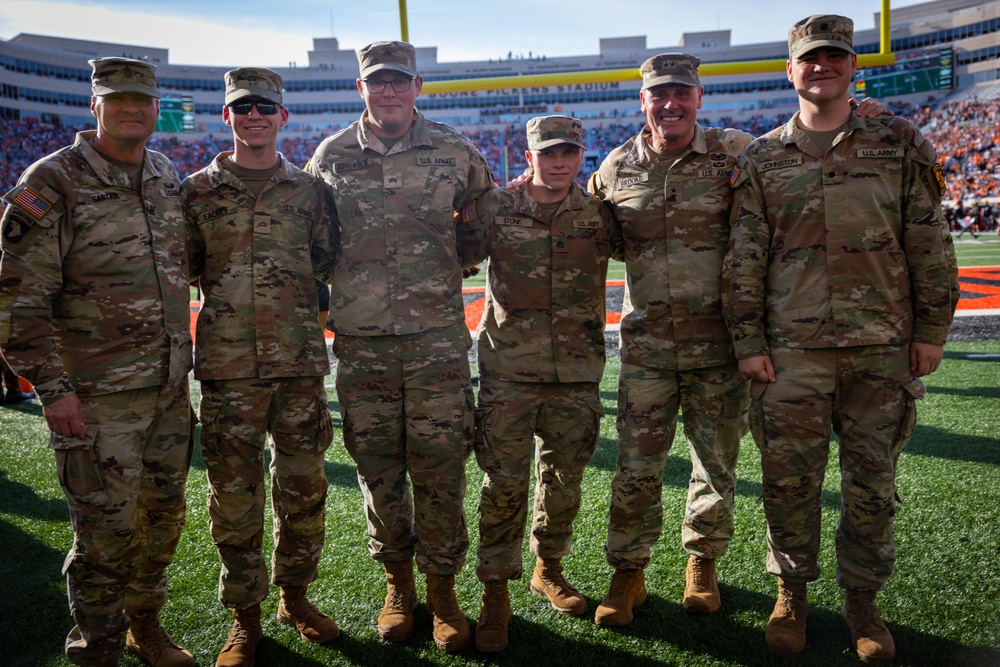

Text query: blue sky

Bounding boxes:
[0,0,926,68]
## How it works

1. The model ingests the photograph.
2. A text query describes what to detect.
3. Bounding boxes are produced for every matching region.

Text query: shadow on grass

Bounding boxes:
[0,519,69,667]
[0,468,67,519]
[930,385,1000,400]
[905,424,1000,465]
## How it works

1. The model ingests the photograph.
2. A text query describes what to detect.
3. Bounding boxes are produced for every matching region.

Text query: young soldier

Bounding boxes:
[182,67,339,667]
[307,41,495,652]
[724,15,958,662]
[0,57,194,667]
[469,116,621,652]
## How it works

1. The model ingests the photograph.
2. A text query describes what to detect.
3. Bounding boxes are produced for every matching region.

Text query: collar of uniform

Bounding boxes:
[780,110,865,148]
[357,108,430,154]
[516,179,588,220]
[207,151,290,191]
[634,123,706,164]
[75,129,152,188]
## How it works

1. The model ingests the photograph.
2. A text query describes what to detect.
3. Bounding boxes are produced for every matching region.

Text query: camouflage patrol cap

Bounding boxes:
[224,67,283,105]
[788,15,855,60]
[640,53,701,90]
[89,57,160,98]
[526,115,585,150]
[357,40,418,79]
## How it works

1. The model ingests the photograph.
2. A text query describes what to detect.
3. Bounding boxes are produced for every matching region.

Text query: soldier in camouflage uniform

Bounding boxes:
[587,53,753,627]
[306,41,495,653]
[723,15,959,662]
[467,116,622,652]
[0,58,194,667]
[182,67,339,667]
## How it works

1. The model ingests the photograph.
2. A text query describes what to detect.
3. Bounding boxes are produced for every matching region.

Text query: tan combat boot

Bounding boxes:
[276,586,339,643]
[842,589,896,663]
[475,580,512,653]
[682,555,721,614]
[765,578,808,657]
[425,574,470,652]
[125,610,195,667]
[216,604,263,667]
[530,557,587,616]
[378,560,418,642]
[594,568,646,627]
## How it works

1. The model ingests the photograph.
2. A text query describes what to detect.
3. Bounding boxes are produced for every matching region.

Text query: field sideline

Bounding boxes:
[1,244,999,666]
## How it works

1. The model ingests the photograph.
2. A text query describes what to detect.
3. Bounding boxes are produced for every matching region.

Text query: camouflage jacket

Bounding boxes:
[590,124,752,371]
[724,113,959,358]
[0,131,191,404]
[307,110,495,337]
[469,182,621,383]
[183,152,337,380]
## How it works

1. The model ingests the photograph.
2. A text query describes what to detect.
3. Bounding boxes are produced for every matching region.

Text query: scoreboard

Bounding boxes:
[854,45,954,98]
[157,95,195,132]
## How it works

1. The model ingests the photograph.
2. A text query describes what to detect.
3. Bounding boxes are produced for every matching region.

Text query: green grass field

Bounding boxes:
[4,238,999,666]
[463,235,1000,288]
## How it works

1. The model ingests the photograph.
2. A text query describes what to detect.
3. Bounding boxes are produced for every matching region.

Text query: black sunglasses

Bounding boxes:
[228,100,281,115]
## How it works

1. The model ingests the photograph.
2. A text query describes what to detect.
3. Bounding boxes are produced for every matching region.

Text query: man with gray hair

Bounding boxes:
[308,40,495,652]
[0,57,194,667]
[724,15,957,661]
[587,52,753,628]
[183,66,339,667]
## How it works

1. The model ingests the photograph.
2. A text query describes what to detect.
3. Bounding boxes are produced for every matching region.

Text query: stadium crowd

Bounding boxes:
[2,96,998,224]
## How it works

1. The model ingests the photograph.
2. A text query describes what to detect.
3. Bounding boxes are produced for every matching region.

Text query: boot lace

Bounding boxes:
[607,570,634,599]
[691,558,712,588]
[131,614,175,657]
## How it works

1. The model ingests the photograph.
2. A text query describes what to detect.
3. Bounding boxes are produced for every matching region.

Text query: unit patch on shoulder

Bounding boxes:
[932,162,946,198]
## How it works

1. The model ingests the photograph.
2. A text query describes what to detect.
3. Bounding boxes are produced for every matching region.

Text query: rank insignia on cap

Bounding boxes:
[13,187,53,219]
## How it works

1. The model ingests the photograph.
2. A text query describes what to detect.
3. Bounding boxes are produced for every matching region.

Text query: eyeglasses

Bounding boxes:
[228,100,281,115]
[363,77,414,93]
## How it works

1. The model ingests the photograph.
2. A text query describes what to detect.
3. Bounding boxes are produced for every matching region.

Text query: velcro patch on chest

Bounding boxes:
[759,156,803,172]
[617,172,649,189]
[573,218,603,229]
[497,215,531,227]
[333,159,370,171]
[417,156,458,166]
[857,148,902,159]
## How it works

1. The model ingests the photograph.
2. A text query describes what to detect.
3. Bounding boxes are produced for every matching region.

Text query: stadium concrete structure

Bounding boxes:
[1,0,998,139]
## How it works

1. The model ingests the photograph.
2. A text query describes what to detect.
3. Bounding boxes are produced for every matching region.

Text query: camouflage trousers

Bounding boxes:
[52,381,192,667]
[606,363,748,570]
[334,322,473,575]
[474,376,602,582]
[750,345,922,590]
[199,376,333,608]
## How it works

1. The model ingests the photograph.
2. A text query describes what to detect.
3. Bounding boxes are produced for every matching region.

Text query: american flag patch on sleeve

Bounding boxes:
[13,187,53,219]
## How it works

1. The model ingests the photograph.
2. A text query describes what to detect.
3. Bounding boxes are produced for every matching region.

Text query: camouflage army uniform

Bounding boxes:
[0,130,193,664]
[307,109,495,574]
[183,151,337,607]
[724,112,958,589]
[470,182,620,582]
[589,124,752,570]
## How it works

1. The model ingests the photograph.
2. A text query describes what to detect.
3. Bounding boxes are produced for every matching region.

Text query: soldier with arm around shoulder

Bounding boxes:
[0,57,195,667]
